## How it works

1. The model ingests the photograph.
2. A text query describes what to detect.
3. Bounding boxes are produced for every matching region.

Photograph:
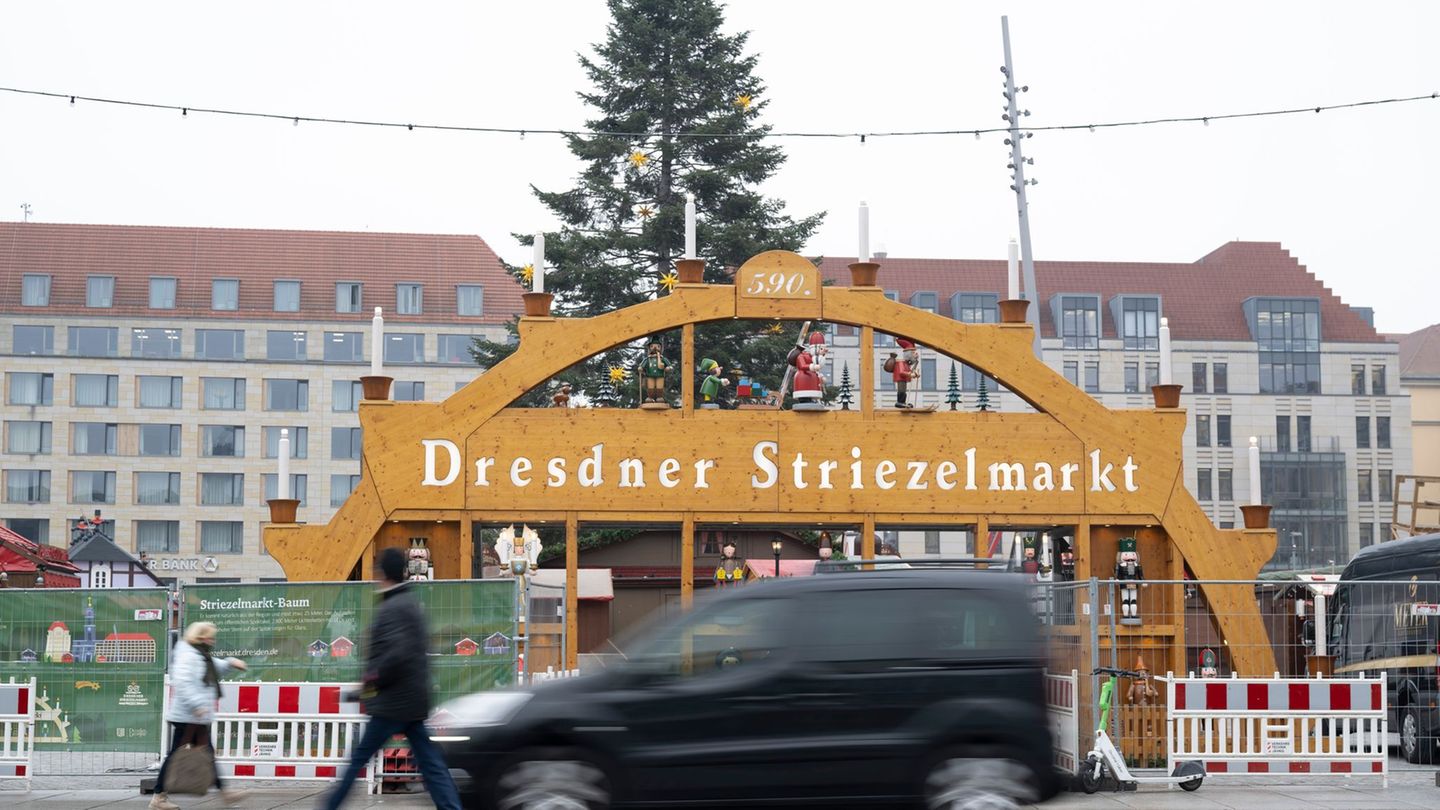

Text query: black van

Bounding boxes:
[431,568,1060,808]
[1331,532,1440,763]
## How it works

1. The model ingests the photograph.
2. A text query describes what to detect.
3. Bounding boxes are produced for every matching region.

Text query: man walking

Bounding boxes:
[321,548,460,810]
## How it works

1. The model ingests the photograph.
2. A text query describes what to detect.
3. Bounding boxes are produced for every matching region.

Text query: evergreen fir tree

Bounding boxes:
[837,362,853,410]
[471,0,823,404]
[593,371,619,408]
[945,363,961,411]
[976,376,991,412]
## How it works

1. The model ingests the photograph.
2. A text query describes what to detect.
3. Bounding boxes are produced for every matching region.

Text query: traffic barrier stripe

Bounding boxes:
[0,677,37,789]
[221,683,355,715]
[1173,678,1382,713]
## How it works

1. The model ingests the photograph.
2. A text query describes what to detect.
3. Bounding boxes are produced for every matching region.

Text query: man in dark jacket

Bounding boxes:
[320,548,460,810]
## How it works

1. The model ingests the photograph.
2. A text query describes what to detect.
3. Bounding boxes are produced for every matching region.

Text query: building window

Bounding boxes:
[273,280,301,312]
[1123,363,1139,393]
[1197,469,1213,501]
[263,379,309,412]
[1355,416,1370,449]
[1359,523,1374,547]
[149,277,177,309]
[69,326,119,357]
[952,293,999,324]
[1358,470,1373,502]
[1351,365,1366,395]
[1216,415,1232,448]
[73,374,119,407]
[212,279,239,311]
[924,531,941,555]
[921,358,938,391]
[457,285,484,316]
[200,473,244,506]
[1218,469,1234,501]
[1213,363,1228,394]
[138,424,181,457]
[1059,296,1100,350]
[384,334,425,364]
[136,520,179,553]
[196,329,245,360]
[90,566,109,589]
[14,325,54,355]
[6,518,48,545]
[1371,366,1387,396]
[1191,362,1207,394]
[332,427,363,460]
[438,335,476,364]
[263,474,308,507]
[324,331,364,362]
[86,276,115,308]
[199,521,245,554]
[266,330,308,361]
[1252,298,1321,394]
[21,274,51,306]
[394,381,426,401]
[131,328,183,358]
[1084,362,1100,393]
[1379,469,1393,502]
[396,283,423,315]
[138,376,183,409]
[1377,416,1391,450]
[1145,363,1160,389]
[1275,415,1291,453]
[910,291,939,313]
[1295,415,1311,453]
[135,472,181,505]
[335,282,363,314]
[1063,361,1078,387]
[331,474,361,507]
[202,378,246,410]
[8,372,54,406]
[1120,297,1159,350]
[264,427,308,459]
[71,470,116,504]
[200,425,245,457]
[6,421,52,455]
[72,422,118,455]
[5,470,50,504]
[332,380,363,412]
[1196,415,1211,447]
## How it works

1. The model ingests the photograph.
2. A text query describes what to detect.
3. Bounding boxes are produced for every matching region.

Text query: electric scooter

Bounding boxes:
[1077,666,1205,794]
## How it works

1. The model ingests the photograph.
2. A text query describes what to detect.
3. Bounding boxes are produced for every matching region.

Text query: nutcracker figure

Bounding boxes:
[640,341,670,406]
[789,330,828,411]
[889,339,920,408]
[1052,531,1077,583]
[714,541,745,587]
[406,538,432,581]
[1020,536,1040,576]
[697,358,729,409]
[1200,648,1219,678]
[1115,536,1144,626]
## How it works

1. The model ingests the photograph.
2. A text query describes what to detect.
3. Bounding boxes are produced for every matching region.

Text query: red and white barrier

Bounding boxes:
[1166,672,1387,785]
[1044,669,1079,772]
[164,678,373,790]
[528,667,581,685]
[0,677,36,788]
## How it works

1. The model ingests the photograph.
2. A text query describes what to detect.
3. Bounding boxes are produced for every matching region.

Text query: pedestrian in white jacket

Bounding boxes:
[150,622,247,810]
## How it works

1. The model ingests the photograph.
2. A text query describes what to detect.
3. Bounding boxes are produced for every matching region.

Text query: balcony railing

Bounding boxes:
[1257,435,1341,453]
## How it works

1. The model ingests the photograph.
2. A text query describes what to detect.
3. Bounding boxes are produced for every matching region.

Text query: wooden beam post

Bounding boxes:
[975,515,990,558]
[565,512,578,671]
[862,514,876,560]
[681,512,695,610]
[459,518,473,580]
[681,323,695,417]
[860,326,875,419]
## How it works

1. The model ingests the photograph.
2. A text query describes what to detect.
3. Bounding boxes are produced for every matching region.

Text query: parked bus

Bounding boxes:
[1330,531,1440,763]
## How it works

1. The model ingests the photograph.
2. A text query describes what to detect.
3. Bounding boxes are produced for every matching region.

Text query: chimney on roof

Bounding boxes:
[872,242,888,261]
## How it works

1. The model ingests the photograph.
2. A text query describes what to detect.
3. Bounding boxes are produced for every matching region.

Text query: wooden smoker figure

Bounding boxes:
[639,341,671,409]
[1115,536,1144,626]
[714,541,745,587]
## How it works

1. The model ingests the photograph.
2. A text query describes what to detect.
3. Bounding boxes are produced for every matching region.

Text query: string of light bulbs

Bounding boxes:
[1,85,1436,140]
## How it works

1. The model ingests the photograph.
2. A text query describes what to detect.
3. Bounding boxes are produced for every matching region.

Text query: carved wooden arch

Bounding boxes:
[265,250,1278,674]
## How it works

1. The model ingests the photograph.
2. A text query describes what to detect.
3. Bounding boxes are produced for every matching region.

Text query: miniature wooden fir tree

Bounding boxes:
[975,375,991,412]
[945,363,961,411]
[837,362,854,410]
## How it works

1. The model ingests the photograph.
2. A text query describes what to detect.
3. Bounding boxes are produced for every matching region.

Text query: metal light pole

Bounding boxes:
[1001,16,1041,357]
[771,539,783,577]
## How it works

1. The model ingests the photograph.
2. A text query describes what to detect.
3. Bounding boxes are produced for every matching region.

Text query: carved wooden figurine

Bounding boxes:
[639,342,670,407]
[698,358,729,409]
[1116,536,1144,626]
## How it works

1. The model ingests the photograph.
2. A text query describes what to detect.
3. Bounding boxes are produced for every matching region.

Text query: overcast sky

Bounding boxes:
[2,1,1436,333]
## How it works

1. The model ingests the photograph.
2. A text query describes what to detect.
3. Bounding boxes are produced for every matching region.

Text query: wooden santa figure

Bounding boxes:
[789,330,828,411]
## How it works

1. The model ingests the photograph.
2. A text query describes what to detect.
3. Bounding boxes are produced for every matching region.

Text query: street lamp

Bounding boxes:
[771,538,783,577]
[818,531,833,561]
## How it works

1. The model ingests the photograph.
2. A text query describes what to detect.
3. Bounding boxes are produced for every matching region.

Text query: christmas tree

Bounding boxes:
[593,370,619,408]
[976,375,991,412]
[471,0,822,405]
[837,362,854,410]
[945,363,961,410]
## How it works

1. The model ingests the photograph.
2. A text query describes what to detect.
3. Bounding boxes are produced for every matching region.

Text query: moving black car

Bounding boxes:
[431,567,1059,808]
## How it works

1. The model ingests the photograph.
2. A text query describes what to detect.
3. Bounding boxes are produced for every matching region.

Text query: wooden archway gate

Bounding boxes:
[265,250,1278,674]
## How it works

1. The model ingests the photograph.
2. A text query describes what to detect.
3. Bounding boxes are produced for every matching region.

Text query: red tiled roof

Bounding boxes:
[819,241,1382,343]
[1397,323,1440,378]
[0,524,82,574]
[0,222,525,325]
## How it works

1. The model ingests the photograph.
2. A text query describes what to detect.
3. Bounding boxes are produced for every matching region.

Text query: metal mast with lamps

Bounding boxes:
[771,538,783,577]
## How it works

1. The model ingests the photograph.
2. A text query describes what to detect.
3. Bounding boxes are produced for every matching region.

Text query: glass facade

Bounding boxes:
[1262,452,1348,570]
[1250,298,1321,394]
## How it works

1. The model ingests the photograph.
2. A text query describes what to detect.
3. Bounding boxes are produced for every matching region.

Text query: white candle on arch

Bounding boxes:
[1248,436,1263,505]
[532,233,546,294]
[684,193,697,259]
[277,429,291,500]
[858,202,870,261]
[1007,238,1019,300]
[1159,316,1173,385]
[370,307,383,377]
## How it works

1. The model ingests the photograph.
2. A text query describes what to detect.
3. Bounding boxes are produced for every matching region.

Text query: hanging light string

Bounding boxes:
[2,85,1436,140]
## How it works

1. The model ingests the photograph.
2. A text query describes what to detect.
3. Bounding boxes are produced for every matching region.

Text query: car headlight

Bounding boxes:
[428,691,534,739]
